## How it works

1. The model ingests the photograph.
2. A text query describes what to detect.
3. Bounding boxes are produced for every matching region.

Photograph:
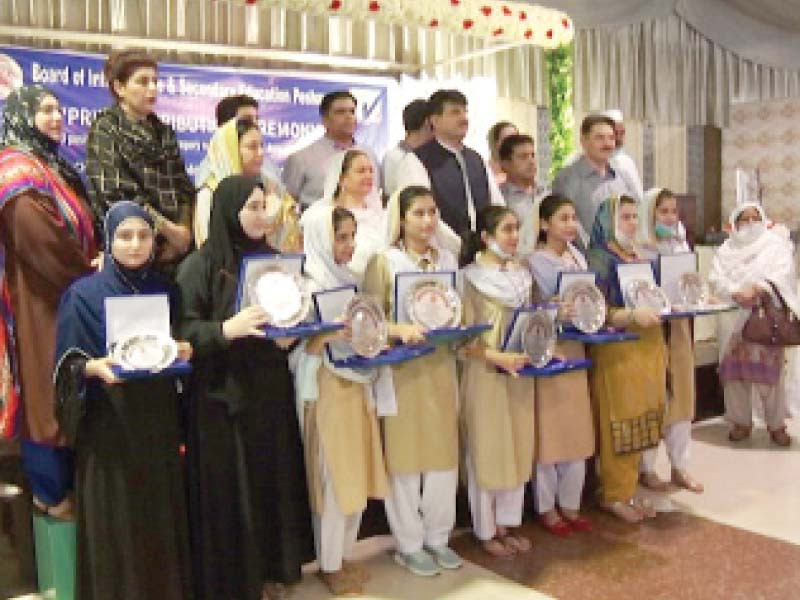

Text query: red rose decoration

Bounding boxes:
[519,11,527,21]
[562,18,570,28]
[463,19,474,29]
[429,18,439,27]
[329,0,341,9]
[481,5,492,16]
[546,29,553,39]
[368,0,379,11]
[451,0,460,6]
[502,6,512,16]
[493,28,504,36]
[524,29,533,39]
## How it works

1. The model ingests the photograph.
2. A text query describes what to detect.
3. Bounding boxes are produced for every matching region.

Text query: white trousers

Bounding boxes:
[640,420,692,472]
[534,460,585,513]
[465,455,525,541]
[724,380,787,429]
[312,452,363,572]
[384,469,457,555]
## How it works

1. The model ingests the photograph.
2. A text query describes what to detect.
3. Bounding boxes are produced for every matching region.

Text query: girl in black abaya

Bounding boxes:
[177,175,314,600]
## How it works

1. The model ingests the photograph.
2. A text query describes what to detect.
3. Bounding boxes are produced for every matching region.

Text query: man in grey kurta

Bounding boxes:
[282,90,380,207]
[552,114,635,239]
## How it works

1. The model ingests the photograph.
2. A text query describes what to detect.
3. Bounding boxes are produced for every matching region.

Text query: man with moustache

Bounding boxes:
[499,133,548,257]
[400,90,504,259]
[552,114,635,241]
[282,90,379,208]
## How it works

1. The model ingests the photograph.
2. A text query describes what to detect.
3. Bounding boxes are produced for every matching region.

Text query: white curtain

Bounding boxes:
[544,0,800,127]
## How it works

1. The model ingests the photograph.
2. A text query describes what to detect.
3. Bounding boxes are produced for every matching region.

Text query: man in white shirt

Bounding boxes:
[499,134,548,257]
[602,108,644,203]
[282,90,379,207]
[381,99,433,199]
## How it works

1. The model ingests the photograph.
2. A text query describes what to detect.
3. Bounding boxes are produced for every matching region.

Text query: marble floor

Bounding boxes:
[4,417,800,599]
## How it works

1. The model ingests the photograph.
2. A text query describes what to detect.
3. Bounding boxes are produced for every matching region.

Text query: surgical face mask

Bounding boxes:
[734,222,765,245]
[654,222,679,240]
[488,239,515,261]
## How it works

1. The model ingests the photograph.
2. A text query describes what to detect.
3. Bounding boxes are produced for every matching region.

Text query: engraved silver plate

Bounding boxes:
[625,279,671,314]
[562,280,606,334]
[247,264,310,328]
[677,272,709,308]
[345,294,388,358]
[521,309,556,368]
[404,279,462,330]
[111,332,177,371]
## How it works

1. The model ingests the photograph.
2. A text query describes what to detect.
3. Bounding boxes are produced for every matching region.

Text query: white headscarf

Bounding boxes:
[301,204,358,290]
[291,200,396,426]
[642,187,689,254]
[303,150,387,278]
[709,202,800,356]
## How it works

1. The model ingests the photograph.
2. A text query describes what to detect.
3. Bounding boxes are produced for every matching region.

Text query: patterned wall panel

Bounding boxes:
[722,99,800,229]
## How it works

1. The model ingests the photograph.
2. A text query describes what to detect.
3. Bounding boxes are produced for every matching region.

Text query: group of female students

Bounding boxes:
[2,45,797,600]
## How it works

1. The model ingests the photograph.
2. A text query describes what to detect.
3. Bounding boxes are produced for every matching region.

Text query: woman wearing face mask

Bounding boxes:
[86,49,194,266]
[193,118,300,251]
[0,85,97,518]
[363,185,462,577]
[709,203,799,446]
[460,205,536,556]
[294,205,389,596]
[53,201,192,600]
[638,188,703,492]
[302,149,386,278]
[587,195,667,523]
[528,195,595,535]
[177,175,313,600]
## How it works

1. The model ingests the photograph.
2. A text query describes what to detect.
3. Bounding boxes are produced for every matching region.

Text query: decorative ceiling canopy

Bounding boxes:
[234,0,574,47]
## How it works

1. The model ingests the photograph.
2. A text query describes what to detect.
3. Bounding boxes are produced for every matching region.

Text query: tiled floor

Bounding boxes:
[5,417,800,599]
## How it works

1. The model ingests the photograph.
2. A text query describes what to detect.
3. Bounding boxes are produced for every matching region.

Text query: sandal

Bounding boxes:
[639,471,669,492]
[342,560,370,583]
[480,537,516,559]
[502,532,532,553]
[32,495,75,521]
[633,498,657,519]
[602,500,643,523]
[728,424,752,442]
[769,427,792,447]
[560,511,593,532]
[671,468,704,493]
[316,570,362,597]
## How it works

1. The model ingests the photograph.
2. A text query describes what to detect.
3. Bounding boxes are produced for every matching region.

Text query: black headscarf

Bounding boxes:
[0,85,87,198]
[203,174,269,316]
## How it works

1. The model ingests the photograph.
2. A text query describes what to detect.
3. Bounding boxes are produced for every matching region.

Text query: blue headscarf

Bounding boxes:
[54,201,171,364]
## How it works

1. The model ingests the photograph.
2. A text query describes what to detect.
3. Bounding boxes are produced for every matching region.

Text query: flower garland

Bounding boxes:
[236,0,573,47]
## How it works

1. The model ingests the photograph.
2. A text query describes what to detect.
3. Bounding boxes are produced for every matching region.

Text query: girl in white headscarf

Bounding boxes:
[362,185,462,577]
[638,188,703,493]
[294,204,389,596]
[460,205,537,555]
[709,202,799,446]
[300,149,386,278]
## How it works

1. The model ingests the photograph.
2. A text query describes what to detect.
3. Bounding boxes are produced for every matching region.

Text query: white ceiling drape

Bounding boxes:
[546,0,800,126]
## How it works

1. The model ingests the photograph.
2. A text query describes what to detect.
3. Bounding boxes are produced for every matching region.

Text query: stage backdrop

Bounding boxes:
[0,45,398,180]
